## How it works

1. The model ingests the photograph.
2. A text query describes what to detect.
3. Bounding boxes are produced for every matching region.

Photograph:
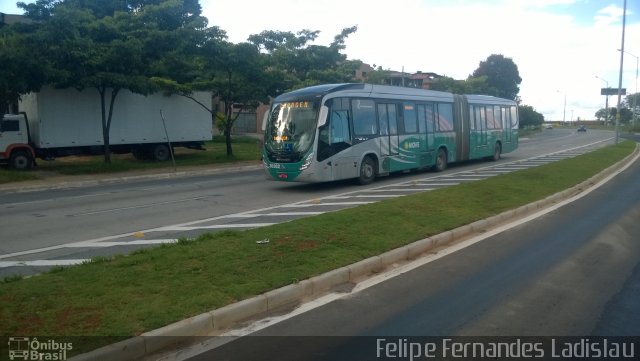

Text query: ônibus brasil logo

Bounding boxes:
[8,337,72,361]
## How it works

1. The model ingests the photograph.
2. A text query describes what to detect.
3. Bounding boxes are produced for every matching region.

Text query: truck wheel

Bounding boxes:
[10,150,34,170]
[132,147,147,160]
[151,144,171,162]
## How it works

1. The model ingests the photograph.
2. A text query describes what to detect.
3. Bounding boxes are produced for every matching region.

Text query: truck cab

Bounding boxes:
[0,113,35,169]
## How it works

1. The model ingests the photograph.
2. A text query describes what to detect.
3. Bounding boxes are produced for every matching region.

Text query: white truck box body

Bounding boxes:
[19,87,212,148]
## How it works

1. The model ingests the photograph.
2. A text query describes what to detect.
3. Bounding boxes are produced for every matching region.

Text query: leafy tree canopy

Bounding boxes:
[247,26,357,89]
[518,104,544,128]
[429,75,497,95]
[624,92,639,109]
[471,54,522,100]
[7,0,212,162]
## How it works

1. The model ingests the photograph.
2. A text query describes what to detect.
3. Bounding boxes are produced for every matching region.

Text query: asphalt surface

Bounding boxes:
[186,142,640,360]
[0,129,617,277]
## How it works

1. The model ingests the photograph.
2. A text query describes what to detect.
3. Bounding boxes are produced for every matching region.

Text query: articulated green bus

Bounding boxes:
[262,83,518,184]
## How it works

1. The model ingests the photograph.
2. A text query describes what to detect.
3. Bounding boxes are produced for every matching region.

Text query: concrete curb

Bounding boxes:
[71,144,640,361]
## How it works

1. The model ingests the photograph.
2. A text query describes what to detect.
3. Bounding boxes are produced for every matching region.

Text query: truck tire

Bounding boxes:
[132,147,147,160]
[151,144,171,162]
[10,150,34,170]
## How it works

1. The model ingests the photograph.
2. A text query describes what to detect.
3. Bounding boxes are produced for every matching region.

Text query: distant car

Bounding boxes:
[577,125,587,132]
[545,124,553,129]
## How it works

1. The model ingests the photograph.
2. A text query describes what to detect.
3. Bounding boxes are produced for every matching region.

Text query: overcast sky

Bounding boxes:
[2,0,639,122]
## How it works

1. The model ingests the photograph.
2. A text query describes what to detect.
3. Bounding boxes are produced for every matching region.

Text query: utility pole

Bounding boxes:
[615,0,627,144]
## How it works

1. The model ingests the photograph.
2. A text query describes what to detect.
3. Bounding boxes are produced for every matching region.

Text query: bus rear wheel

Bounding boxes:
[357,156,376,185]
[491,143,502,161]
[434,148,447,172]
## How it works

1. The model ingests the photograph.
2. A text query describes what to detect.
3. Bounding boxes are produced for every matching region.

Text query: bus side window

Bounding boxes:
[330,110,350,144]
[318,105,351,162]
[425,104,435,133]
[353,99,377,137]
[388,104,398,135]
[403,103,417,134]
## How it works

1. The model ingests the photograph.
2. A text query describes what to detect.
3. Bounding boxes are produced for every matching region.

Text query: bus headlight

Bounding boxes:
[299,152,314,171]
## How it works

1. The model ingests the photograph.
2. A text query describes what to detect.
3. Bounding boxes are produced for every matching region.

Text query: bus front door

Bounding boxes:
[327,109,357,180]
[378,103,399,162]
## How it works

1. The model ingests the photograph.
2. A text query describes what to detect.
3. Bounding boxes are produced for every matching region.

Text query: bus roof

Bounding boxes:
[274,83,456,103]
[273,84,366,102]
[464,94,516,105]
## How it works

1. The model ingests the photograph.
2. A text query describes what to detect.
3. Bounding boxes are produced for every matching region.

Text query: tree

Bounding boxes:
[625,92,639,122]
[429,75,496,95]
[205,42,274,156]
[471,54,522,100]
[364,66,391,85]
[595,107,632,123]
[248,26,358,89]
[155,39,276,157]
[518,105,544,128]
[13,0,208,163]
[0,18,49,114]
[595,108,610,122]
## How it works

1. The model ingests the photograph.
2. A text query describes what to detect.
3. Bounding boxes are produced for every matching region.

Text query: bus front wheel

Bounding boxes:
[434,148,447,172]
[357,156,376,185]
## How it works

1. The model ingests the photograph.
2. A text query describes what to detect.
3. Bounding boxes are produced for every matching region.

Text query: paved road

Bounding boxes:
[0,129,613,276]
[186,137,640,361]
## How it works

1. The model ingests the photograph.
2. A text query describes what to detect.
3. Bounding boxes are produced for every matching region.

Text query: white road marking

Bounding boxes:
[367,188,435,192]
[65,239,179,248]
[0,259,89,268]
[183,144,640,345]
[436,178,485,181]
[70,197,206,216]
[165,224,276,231]
[252,212,325,216]
[354,195,401,198]
[0,138,615,264]
[288,202,373,206]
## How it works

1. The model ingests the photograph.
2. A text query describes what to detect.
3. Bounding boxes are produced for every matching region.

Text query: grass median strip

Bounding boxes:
[0,141,635,345]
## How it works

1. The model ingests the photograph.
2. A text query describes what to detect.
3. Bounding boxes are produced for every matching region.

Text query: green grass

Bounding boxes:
[518,127,541,137]
[0,169,42,184]
[0,141,635,352]
[0,136,262,180]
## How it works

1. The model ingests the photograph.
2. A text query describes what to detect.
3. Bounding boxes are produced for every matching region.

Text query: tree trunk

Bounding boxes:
[98,87,120,163]
[224,127,233,156]
[224,102,234,156]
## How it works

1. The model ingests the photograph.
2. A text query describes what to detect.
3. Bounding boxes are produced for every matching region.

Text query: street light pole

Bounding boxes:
[596,76,609,123]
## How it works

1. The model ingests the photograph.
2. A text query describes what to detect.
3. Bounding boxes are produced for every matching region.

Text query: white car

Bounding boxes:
[545,124,553,129]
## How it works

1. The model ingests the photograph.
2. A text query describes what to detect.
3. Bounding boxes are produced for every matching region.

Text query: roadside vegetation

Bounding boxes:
[0,141,635,355]
[0,136,261,183]
[0,169,41,184]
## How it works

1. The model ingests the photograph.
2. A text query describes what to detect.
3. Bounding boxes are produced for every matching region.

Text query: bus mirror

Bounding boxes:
[318,105,329,127]
[261,109,269,131]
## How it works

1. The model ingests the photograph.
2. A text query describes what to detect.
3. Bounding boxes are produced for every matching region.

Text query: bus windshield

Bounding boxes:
[264,101,318,162]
